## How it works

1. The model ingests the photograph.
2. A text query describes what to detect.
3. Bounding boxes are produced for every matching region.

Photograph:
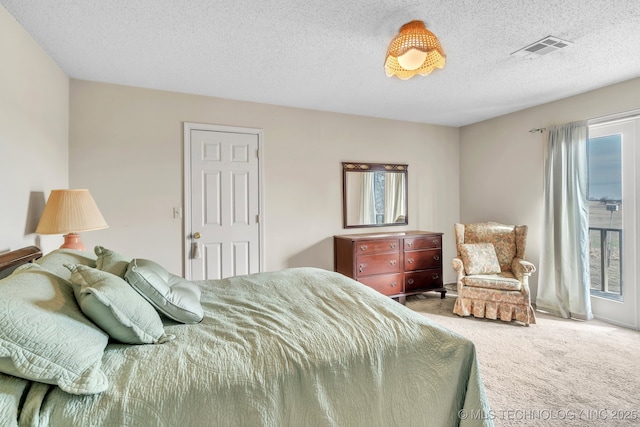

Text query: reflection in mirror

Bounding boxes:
[342,162,408,228]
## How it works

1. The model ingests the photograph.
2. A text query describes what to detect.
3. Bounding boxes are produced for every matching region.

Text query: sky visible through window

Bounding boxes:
[588,134,622,201]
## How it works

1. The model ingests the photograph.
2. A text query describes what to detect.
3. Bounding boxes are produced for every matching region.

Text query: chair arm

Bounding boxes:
[512,258,535,273]
[510,258,534,303]
[451,257,466,294]
[451,257,465,276]
[512,258,535,281]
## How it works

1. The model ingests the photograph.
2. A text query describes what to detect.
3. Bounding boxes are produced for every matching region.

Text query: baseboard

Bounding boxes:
[444,282,457,294]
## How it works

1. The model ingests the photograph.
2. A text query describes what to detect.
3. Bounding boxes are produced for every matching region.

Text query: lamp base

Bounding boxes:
[60,233,86,251]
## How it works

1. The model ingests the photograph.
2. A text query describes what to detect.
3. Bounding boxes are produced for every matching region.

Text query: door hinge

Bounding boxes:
[256,148,260,158]
[256,214,261,224]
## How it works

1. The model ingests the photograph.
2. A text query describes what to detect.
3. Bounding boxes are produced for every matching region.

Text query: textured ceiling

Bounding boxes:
[3,0,640,127]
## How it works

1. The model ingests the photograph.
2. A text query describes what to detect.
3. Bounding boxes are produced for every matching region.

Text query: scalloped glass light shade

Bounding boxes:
[384,20,446,80]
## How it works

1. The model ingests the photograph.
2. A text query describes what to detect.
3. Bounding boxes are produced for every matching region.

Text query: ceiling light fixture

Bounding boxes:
[384,20,446,80]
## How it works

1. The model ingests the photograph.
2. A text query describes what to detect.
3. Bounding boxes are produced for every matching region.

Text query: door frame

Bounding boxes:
[183,122,265,279]
[588,118,638,330]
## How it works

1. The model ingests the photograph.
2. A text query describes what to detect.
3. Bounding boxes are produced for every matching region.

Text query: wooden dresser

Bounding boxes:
[334,231,445,303]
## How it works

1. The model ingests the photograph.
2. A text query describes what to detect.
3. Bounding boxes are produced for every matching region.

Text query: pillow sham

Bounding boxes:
[66,264,173,345]
[125,259,204,324]
[0,263,108,395]
[94,246,131,278]
[459,243,502,275]
[35,248,97,281]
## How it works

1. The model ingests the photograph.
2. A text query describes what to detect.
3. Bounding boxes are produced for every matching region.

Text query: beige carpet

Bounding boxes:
[406,293,640,427]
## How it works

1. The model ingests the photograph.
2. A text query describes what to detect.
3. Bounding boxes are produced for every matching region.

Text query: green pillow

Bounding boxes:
[94,246,131,278]
[35,248,97,281]
[66,264,174,345]
[0,263,108,395]
[125,259,204,324]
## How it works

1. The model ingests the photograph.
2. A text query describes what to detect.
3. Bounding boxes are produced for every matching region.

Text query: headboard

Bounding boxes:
[0,246,42,278]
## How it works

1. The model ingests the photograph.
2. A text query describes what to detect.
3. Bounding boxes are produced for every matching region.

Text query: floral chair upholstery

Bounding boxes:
[451,222,536,326]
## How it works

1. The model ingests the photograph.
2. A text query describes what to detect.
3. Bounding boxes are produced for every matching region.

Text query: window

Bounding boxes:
[587,134,623,301]
[587,117,637,329]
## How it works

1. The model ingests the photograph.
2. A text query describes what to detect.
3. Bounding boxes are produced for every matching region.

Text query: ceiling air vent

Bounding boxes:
[511,36,572,59]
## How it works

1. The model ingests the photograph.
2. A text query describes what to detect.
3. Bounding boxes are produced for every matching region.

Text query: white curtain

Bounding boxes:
[537,120,593,320]
[359,173,376,224]
[384,173,405,223]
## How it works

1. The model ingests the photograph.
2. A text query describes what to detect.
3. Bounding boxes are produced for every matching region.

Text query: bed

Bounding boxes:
[0,246,493,427]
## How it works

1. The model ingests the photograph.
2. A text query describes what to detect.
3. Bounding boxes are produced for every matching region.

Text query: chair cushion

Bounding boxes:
[463,222,517,271]
[459,243,501,275]
[462,272,522,291]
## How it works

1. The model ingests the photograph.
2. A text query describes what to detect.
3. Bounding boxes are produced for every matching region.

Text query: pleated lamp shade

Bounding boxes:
[36,189,108,251]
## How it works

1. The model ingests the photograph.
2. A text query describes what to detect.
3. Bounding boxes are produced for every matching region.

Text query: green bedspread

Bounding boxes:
[2,267,492,427]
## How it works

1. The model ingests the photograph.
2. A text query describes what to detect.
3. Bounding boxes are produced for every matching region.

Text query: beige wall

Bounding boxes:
[0,6,69,254]
[69,80,461,280]
[459,77,640,300]
[8,0,638,295]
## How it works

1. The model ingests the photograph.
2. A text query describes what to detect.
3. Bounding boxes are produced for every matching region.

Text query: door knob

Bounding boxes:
[193,232,201,239]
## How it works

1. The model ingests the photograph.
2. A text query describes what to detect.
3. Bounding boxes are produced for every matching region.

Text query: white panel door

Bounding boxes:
[185,125,262,280]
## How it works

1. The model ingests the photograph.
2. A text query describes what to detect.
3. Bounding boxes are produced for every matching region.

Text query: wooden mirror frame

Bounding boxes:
[342,162,408,228]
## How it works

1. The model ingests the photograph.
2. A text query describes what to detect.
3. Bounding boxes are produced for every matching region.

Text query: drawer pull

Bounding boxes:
[359,264,365,273]
[407,258,414,264]
[390,260,396,266]
[390,243,396,249]
[390,282,397,288]
[407,278,414,285]
[360,245,367,251]
[433,255,440,261]
[432,273,439,279]
[407,242,414,247]
[432,239,440,246]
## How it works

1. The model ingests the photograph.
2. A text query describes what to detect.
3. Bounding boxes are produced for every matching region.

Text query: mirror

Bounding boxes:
[342,162,408,228]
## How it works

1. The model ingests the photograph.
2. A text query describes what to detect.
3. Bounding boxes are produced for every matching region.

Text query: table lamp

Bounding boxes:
[35,189,109,251]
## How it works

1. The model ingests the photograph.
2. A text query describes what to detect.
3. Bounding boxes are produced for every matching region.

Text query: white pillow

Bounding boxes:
[66,264,174,345]
[0,263,108,395]
[125,259,204,324]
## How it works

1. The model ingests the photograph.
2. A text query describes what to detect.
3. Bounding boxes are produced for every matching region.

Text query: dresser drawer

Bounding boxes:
[404,249,442,271]
[356,253,400,277]
[404,235,441,250]
[359,273,402,296]
[355,239,400,254]
[404,269,443,292]
[334,231,445,301]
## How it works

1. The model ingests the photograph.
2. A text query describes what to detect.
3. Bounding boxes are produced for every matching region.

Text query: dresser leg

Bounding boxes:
[398,295,407,305]
[440,290,446,299]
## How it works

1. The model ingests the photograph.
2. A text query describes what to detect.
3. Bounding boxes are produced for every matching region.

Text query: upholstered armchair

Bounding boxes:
[451,222,536,326]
